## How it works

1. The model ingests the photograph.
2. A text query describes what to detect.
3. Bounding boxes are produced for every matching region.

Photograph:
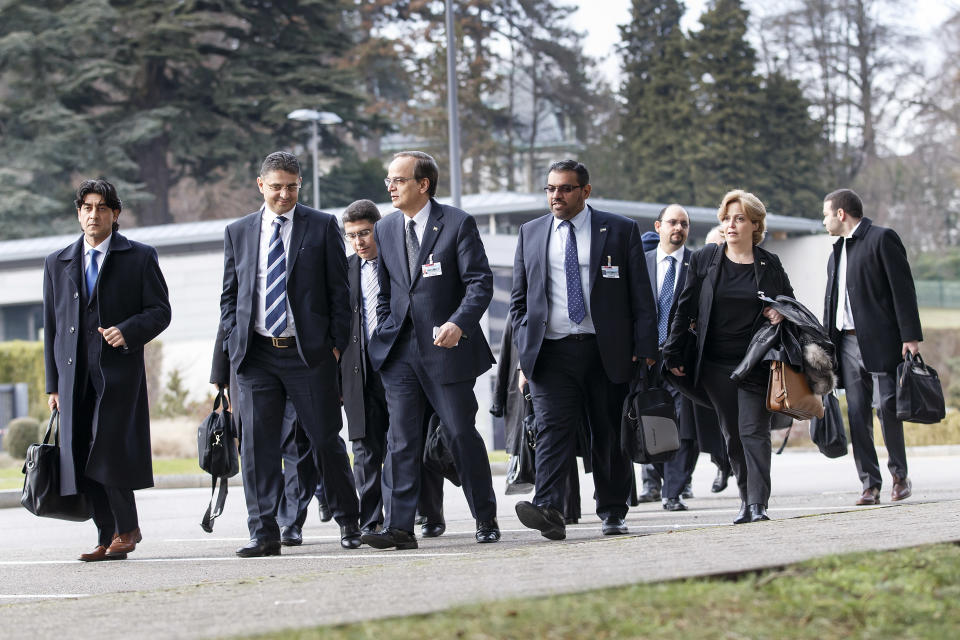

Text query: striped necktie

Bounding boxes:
[362,259,379,339]
[264,216,288,337]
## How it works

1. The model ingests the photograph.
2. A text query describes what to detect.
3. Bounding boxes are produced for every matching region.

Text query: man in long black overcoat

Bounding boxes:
[43,179,170,561]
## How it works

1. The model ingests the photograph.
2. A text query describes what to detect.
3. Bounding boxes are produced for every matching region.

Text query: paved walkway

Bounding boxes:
[1,451,958,639]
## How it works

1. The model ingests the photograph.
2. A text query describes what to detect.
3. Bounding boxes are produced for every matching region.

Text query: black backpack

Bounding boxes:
[197,389,239,532]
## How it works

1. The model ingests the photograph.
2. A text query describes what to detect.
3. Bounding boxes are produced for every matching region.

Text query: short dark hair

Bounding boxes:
[824,189,863,218]
[260,151,301,177]
[394,151,439,197]
[547,159,589,187]
[342,199,381,225]
[75,179,122,213]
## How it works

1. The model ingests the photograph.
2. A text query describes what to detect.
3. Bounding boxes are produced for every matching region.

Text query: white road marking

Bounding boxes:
[0,594,91,599]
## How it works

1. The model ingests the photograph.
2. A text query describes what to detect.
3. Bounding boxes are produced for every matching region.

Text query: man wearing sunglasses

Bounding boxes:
[510,159,658,540]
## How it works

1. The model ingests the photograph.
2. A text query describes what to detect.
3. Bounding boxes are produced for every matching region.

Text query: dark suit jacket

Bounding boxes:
[220,203,351,369]
[368,199,495,383]
[646,246,692,330]
[43,232,170,494]
[341,253,382,440]
[663,242,794,387]
[510,206,659,385]
[822,217,922,374]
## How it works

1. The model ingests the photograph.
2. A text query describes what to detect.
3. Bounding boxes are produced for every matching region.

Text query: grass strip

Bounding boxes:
[242,542,960,640]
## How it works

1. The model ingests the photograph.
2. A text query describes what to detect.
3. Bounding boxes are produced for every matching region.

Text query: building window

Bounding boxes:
[1,303,43,341]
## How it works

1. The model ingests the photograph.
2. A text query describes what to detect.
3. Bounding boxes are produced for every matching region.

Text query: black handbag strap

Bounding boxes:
[775,423,793,455]
[213,387,229,413]
[42,409,59,446]
[200,475,229,533]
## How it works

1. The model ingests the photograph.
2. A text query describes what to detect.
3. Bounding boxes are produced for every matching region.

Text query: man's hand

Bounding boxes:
[902,341,920,357]
[669,366,686,377]
[434,322,463,348]
[98,326,126,348]
[48,392,59,411]
[333,347,341,362]
[518,370,528,392]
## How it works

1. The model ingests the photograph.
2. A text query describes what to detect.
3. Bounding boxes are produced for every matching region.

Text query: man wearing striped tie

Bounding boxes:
[220,151,361,557]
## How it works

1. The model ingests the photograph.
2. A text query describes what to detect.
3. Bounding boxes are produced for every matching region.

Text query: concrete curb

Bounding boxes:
[1,461,511,509]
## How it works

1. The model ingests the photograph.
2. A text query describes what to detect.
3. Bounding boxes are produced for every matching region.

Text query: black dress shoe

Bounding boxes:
[414,512,427,526]
[711,467,730,493]
[515,501,565,540]
[748,504,770,522]
[662,497,688,512]
[236,539,281,557]
[564,516,579,525]
[360,527,418,550]
[280,525,303,546]
[637,486,661,503]
[733,502,750,525]
[475,518,500,543]
[421,521,446,538]
[601,517,629,535]
[340,523,363,549]
[318,502,333,523]
[681,483,694,500]
[361,524,381,536]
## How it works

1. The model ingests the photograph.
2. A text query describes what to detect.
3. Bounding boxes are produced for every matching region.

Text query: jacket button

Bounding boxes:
[353,335,359,342]
[353,366,360,374]
[69,327,75,333]
[67,358,73,365]
[73,292,79,299]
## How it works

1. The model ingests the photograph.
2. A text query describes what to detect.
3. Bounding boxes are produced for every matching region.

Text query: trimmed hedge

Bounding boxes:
[4,416,40,458]
[0,340,46,420]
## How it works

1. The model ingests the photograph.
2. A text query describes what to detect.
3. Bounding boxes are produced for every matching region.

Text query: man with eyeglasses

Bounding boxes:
[362,150,499,550]
[220,151,362,557]
[510,159,658,540]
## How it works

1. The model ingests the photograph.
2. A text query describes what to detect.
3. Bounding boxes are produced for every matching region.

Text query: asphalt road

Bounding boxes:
[1,449,958,639]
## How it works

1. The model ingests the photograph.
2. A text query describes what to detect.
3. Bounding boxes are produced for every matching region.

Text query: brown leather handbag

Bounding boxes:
[766,360,824,420]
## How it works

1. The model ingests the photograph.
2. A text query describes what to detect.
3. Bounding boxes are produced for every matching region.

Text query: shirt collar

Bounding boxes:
[657,244,683,263]
[844,219,862,240]
[263,202,295,220]
[84,233,112,256]
[406,200,431,229]
[552,204,590,232]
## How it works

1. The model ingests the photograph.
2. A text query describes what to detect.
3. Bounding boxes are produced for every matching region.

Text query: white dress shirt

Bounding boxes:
[835,220,862,331]
[83,233,112,290]
[255,204,296,337]
[545,205,595,339]
[656,245,684,299]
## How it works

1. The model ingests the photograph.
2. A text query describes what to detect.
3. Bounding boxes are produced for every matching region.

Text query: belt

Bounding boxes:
[843,329,856,336]
[547,333,596,343]
[254,333,297,349]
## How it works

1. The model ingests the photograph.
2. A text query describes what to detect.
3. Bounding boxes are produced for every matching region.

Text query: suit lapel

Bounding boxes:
[243,211,261,300]
[59,237,84,296]
[588,207,608,293]
[286,204,308,276]
[646,250,657,299]
[412,202,444,288]
[678,247,691,290]
[536,214,552,295]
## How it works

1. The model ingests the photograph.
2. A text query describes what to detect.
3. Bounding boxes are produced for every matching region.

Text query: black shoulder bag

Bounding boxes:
[197,388,239,532]
[21,409,91,521]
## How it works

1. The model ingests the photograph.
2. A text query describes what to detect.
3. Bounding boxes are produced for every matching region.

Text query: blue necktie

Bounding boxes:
[264,216,288,337]
[657,256,676,345]
[562,220,586,325]
[85,249,99,298]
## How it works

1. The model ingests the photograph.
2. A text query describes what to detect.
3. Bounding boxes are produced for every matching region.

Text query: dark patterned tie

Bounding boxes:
[85,248,99,297]
[406,219,420,280]
[657,256,676,345]
[562,220,586,324]
[264,216,288,337]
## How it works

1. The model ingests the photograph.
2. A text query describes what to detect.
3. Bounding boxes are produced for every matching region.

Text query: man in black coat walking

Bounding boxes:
[44,179,171,561]
[822,188,922,506]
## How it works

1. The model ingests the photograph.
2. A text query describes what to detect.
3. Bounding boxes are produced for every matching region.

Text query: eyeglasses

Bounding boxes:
[543,185,582,194]
[344,229,373,240]
[384,177,415,187]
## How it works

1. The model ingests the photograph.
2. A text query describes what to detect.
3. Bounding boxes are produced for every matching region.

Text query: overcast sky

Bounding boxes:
[571,0,959,86]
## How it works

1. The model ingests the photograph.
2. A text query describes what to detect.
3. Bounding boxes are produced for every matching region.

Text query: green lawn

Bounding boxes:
[242,543,960,639]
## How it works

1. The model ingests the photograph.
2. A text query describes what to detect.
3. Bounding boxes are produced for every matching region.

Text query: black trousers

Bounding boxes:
[839,334,907,490]
[379,326,496,531]
[237,338,359,543]
[75,352,138,547]
[528,336,631,520]
[700,362,772,507]
[277,399,340,529]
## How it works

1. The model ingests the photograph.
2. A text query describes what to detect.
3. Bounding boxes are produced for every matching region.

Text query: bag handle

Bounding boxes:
[212,387,229,412]
[42,409,59,446]
[900,351,928,386]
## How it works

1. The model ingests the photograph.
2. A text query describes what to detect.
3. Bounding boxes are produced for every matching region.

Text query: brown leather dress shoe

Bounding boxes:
[106,527,142,558]
[79,545,109,562]
[891,475,912,501]
[856,486,881,506]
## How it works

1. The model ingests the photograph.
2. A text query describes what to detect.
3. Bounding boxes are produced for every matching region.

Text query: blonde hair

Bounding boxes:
[718,189,766,245]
